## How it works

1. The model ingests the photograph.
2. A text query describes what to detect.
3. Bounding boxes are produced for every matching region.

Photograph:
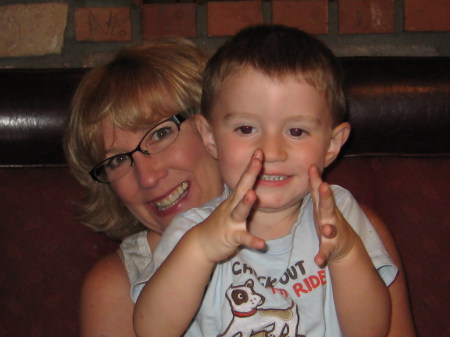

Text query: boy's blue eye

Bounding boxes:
[238,126,254,134]
[289,128,304,137]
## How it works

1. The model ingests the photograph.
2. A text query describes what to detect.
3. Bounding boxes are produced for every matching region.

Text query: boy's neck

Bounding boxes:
[248,202,303,240]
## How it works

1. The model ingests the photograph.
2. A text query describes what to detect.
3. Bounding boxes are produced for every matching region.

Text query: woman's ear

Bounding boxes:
[194,114,218,159]
[325,122,351,167]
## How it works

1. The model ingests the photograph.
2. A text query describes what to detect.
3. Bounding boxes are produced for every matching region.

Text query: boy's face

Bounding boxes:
[198,67,349,212]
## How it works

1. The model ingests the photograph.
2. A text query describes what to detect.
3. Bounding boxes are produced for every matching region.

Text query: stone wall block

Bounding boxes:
[0,3,68,57]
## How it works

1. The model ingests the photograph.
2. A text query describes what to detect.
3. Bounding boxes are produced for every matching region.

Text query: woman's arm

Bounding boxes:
[80,231,161,337]
[80,252,136,337]
[360,205,417,337]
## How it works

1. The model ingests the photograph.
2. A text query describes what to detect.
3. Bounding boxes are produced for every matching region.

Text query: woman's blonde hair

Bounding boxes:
[64,39,207,240]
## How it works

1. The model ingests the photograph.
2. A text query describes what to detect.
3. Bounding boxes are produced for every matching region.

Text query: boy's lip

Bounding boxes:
[256,174,292,186]
[150,181,190,212]
[258,174,289,181]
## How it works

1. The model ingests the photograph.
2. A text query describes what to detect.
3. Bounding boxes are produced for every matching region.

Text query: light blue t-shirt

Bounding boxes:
[131,185,397,337]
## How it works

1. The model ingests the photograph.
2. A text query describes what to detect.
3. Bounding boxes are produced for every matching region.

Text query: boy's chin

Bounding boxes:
[253,197,303,213]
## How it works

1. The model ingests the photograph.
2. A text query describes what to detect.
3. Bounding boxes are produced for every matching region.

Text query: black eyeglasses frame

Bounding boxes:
[89,112,187,183]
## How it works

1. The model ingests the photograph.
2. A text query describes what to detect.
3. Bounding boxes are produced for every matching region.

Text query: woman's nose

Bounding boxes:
[131,152,168,188]
[260,133,287,162]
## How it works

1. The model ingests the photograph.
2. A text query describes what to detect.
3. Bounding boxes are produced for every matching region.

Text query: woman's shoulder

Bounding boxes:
[80,251,135,335]
[80,251,131,314]
[82,251,130,296]
[82,230,154,299]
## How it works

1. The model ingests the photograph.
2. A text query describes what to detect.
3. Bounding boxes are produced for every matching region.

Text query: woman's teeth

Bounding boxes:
[155,182,189,211]
[259,175,288,181]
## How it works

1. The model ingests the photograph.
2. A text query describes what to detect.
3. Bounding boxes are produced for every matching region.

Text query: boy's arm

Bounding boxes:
[133,150,265,337]
[133,226,216,337]
[309,165,391,337]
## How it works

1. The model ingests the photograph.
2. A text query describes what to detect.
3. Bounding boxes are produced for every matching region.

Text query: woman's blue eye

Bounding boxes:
[152,126,173,141]
[289,128,304,137]
[237,126,255,134]
[106,154,130,170]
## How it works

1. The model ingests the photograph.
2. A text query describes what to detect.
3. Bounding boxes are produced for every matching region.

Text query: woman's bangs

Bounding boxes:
[107,81,171,129]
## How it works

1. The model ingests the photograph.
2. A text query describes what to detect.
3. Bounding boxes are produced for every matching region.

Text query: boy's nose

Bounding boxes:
[259,134,287,162]
[132,152,167,188]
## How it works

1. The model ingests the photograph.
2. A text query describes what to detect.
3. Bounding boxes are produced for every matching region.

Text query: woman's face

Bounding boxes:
[100,116,223,233]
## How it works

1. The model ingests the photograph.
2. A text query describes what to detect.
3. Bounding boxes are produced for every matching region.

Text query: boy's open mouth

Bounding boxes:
[259,174,288,181]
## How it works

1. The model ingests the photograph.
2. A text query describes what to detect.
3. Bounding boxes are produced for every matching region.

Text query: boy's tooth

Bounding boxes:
[260,175,287,181]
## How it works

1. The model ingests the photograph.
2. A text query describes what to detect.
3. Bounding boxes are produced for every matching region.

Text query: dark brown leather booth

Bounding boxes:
[1,58,449,336]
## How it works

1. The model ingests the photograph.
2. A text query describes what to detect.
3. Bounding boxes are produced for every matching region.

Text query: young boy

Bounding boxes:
[133,25,397,337]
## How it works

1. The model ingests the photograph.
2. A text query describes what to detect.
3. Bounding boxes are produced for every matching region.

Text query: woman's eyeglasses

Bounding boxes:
[89,113,186,183]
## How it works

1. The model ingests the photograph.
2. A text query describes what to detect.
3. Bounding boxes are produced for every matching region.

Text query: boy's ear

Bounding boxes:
[194,114,218,159]
[325,122,351,167]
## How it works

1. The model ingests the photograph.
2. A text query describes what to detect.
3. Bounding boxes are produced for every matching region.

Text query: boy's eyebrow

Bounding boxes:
[222,112,323,125]
[293,115,323,126]
[222,112,253,119]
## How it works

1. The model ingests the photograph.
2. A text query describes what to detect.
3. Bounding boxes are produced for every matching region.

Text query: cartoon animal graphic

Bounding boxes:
[219,279,302,337]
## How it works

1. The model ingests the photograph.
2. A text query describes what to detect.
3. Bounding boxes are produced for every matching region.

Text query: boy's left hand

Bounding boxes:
[308,165,359,267]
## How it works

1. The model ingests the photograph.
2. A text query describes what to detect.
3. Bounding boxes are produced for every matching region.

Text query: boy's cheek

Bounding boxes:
[218,148,253,185]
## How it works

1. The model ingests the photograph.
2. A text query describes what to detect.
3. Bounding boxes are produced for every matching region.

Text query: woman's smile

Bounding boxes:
[152,181,190,211]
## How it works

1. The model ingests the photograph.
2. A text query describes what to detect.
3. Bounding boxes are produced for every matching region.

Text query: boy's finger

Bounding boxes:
[308,165,322,207]
[314,241,334,267]
[320,223,337,238]
[237,231,266,251]
[233,149,263,202]
[231,190,256,223]
[317,182,336,220]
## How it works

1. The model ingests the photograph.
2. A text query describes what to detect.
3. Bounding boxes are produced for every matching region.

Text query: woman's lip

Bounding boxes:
[149,181,190,214]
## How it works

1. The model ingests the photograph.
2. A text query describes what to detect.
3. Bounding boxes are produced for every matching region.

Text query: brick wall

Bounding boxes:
[0,0,449,68]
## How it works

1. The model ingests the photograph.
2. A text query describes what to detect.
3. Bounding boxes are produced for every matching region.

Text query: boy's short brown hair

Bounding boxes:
[201,24,346,126]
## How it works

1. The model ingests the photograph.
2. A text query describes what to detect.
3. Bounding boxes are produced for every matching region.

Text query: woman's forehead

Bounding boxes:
[99,118,143,155]
[100,110,177,144]
[106,107,173,129]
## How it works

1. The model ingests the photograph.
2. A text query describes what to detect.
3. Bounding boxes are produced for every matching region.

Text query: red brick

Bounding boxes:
[142,3,197,39]
[207,1,263,37]
[271,0,328,34]
[339,0,395,34]
[404,0,450,32]
[74,8,131,42]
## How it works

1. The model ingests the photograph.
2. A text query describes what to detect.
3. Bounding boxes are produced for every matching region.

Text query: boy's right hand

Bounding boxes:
[308,165,360,267]
[192,149,266,263]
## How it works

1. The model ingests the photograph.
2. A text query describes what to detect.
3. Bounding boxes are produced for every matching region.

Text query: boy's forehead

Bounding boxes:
[219,66,324,95]
[212,71,332,122]
[221,65,321,90]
